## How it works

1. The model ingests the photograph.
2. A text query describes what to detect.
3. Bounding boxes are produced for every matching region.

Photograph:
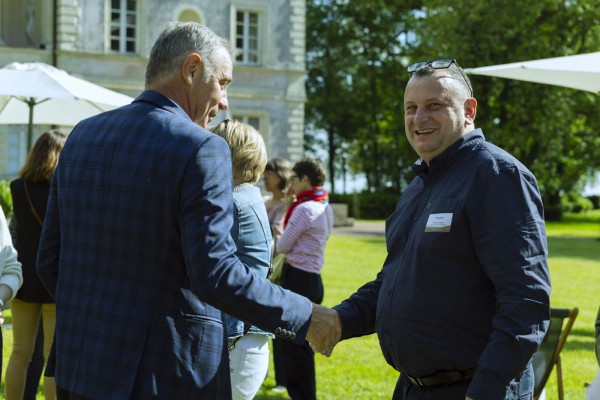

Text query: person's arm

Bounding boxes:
[179,135,338,350]
[275,204,307,254]
[0,211,23,325]
[333,270,381,341]
[466,164,550,399]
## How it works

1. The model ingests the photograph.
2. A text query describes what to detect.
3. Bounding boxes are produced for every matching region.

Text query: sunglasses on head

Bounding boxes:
[407,58,473,97]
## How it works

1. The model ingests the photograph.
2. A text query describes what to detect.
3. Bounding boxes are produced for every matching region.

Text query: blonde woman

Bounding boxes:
[5,130,67,400]
[210,119,273,400]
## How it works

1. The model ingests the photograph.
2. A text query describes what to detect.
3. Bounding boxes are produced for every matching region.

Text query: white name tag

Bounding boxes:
[425,213,453,232]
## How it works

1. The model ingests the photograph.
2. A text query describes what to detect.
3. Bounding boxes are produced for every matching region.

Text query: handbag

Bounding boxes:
[268,252,287,285]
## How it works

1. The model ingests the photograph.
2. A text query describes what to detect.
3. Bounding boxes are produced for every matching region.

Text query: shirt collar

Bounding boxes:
[412,129,485,175]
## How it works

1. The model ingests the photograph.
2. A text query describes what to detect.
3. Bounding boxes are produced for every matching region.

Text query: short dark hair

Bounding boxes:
[293,157,326,187]
[265,157,292,190]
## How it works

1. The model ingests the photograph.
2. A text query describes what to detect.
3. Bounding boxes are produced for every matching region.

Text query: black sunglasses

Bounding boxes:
[407,58,473,97]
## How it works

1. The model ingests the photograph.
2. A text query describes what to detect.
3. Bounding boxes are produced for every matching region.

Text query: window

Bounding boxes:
[231,113,270,155]
[7,127,27,176]
[235,11,259,65]
[110,0,137,53]
[233,115,260,131]
[178,9,201,23]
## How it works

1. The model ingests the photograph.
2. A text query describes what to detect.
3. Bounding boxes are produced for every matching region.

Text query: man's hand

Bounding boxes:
[306,303,342,355]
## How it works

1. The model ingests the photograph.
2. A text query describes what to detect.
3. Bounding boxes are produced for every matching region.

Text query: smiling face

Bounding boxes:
[404,70,476,163]
[189,47,233,128]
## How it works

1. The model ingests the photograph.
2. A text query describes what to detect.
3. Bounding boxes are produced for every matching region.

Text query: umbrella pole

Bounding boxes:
[27,97,34,151]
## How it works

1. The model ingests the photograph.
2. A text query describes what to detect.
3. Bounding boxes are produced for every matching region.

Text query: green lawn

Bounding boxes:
[3,213,599,399]
[257,212,600,399]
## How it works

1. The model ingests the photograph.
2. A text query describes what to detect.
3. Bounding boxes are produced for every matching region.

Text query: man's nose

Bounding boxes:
[219,93,229,110]
[413,107,429,122]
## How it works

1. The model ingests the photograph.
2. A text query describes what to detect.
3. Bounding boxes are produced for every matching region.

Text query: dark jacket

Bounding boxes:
[37,90,312,400]
[10,178,53,303]
[335,129,551,400]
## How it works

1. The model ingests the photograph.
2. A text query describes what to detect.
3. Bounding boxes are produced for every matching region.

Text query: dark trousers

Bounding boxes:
[272,337,288,386]
[276,263,324,400]
[57,387,95,400]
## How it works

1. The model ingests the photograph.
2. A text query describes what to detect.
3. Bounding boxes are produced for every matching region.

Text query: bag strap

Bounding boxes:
[23,182,44,227]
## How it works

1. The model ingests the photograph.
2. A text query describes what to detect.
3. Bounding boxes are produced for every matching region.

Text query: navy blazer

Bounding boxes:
[37,90,312,399]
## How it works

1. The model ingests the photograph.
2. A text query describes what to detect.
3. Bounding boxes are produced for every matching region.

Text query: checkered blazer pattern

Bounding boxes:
[37,90,312,399]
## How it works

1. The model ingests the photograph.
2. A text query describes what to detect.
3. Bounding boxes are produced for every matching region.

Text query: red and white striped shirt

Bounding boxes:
[276,201,333,274]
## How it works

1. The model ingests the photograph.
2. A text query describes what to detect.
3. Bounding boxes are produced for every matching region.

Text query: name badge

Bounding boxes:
[425,213,453,232]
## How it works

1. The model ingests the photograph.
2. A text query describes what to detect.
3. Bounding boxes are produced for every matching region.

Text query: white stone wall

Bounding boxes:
[57,0,79,51]
[0,0,306,177]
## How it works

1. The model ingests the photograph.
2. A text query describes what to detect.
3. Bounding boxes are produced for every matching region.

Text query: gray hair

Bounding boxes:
[145,22,231,87]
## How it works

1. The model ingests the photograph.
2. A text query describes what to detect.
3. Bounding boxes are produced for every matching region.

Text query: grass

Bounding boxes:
[3,212,599,399]
[257,212,600,399]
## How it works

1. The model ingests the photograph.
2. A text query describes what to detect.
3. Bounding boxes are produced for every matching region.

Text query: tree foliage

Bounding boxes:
[305,0,600,220]
[306,0,420,193]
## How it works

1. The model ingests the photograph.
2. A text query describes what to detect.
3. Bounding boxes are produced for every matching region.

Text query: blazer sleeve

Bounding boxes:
[178,135,312,343]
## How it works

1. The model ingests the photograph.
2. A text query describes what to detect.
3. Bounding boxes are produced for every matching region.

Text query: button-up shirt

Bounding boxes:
[335,129,551,399]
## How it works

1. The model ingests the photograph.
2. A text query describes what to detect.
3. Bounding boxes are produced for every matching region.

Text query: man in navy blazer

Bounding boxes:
[37,22,340,400]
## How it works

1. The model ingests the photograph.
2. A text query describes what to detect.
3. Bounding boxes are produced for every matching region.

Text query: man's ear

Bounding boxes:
[464,98,477,126]
[181,53,203,86]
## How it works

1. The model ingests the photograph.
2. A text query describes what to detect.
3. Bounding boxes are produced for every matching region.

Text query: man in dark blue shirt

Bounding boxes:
[330,59,551,399]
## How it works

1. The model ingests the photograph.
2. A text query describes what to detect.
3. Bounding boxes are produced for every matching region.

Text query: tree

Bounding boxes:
[305,0,600,219]
[305,0,420,194]
[411,0,600,219]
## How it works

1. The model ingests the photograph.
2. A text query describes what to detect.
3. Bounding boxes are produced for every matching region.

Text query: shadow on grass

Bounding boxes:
[561,327,597,352]
[547,236,600,263]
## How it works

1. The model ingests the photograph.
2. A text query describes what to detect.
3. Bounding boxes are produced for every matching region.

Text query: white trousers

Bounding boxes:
[229,333,270,400]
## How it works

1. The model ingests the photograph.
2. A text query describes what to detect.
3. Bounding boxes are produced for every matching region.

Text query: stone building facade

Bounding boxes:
[0,0,305,179]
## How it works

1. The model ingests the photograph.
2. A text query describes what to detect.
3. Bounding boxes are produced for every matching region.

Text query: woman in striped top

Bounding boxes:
[274,157,333,400]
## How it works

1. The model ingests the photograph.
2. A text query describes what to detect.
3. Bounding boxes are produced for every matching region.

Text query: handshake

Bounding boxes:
[305,303,342,356]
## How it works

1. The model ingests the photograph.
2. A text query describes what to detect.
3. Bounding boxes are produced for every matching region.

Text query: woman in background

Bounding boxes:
[5,129,67,400]
[275,157,333,400]
[210,119,273,400]
[263,157,292,246]
[263,157,293,394]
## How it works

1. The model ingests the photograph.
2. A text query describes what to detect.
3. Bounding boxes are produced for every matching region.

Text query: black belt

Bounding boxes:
[405,367,476,388]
